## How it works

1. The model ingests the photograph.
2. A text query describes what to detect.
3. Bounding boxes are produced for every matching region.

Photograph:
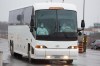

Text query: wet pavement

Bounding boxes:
[0,38,100,66]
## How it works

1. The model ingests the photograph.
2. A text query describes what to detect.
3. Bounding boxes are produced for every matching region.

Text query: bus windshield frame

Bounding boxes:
[34,9,78,41]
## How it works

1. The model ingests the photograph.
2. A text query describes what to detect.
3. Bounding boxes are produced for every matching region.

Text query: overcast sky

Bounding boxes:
[0,0,100,28]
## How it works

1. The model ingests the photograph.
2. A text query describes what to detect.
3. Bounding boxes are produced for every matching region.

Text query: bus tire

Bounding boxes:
[66,60,73,64]
[28,51,31,62]
[10,41,14,56]
[28,44,31,63]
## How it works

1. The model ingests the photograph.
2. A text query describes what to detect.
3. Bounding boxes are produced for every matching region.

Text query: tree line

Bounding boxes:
[0,22,8,34]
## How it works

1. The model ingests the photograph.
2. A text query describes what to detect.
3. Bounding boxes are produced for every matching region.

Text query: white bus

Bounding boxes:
[8,3,80,64]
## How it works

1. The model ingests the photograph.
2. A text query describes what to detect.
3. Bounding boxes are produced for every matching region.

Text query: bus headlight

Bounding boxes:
[63,56,69,59]
[68,46,78,49]
[46,56,51,59]
[35,45,47,48]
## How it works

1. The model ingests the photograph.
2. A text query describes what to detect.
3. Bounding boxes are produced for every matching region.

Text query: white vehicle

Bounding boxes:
[8,3,80,64]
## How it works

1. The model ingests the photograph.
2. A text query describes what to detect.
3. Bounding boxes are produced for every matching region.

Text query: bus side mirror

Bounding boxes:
[81,20,85,30]
[30,15,34,26]
[34,27,37,31]
[30,19,34,26]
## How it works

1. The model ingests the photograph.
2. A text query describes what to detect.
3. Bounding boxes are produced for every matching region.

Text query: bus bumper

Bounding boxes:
[32,49,78,60]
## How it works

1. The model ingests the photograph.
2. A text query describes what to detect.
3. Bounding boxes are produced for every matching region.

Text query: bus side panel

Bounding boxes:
[8,6,35,56]
[8,25,35,56]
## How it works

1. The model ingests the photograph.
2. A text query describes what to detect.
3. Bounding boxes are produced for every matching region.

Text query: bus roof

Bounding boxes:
[33,3,77,11]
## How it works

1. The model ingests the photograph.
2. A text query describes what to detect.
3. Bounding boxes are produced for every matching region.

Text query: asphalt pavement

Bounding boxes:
[0,38,100,66]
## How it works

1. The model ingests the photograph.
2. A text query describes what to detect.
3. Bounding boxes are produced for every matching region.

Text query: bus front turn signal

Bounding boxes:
[35,45,47,48]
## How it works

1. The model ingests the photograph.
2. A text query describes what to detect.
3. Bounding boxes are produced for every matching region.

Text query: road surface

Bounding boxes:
[0,38,100,66]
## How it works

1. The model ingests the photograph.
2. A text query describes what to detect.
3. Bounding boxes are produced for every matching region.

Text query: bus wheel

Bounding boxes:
[66,60,73,64]
[10,41,14,56]
[28,44,31,63]
[28,51,31,62]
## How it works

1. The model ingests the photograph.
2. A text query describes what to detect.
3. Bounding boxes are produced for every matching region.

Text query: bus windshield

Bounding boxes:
[35,9,77,41]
